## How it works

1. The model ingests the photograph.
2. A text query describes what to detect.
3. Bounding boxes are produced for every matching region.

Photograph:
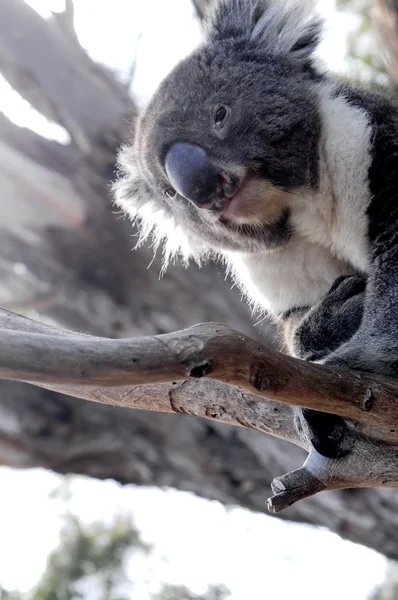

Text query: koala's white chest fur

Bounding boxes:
[227,89,373,316]
[228,239,351,314]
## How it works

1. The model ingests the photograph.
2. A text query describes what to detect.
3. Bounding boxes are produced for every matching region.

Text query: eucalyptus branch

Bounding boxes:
[2,308,398,510]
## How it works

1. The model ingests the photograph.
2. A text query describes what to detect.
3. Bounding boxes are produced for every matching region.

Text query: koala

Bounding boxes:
[114,0,398,459]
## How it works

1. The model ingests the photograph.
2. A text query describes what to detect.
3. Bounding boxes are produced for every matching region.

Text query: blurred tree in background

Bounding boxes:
[337,0,388,84]
[153,584,229,600]
[0,486,229,600]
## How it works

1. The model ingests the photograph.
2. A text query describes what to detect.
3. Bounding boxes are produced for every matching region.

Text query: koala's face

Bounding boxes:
[116,1,323,256]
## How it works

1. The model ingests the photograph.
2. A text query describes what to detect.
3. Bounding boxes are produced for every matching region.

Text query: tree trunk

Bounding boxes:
[1,0,398,560]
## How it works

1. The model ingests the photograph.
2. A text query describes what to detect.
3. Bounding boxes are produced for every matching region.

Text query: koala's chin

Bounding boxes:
[196,204,293,255]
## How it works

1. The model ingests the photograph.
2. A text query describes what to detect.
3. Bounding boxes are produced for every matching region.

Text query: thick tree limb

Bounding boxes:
[0,0,133,153]
[0,309,396,429]
[0,112,77,178]
[2,308,398,510]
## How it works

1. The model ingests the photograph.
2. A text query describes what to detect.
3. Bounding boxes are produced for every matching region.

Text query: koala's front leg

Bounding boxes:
[281,275,366,362]
[313,220,398,455]
[325,233,398,376]
[281,275,366,458]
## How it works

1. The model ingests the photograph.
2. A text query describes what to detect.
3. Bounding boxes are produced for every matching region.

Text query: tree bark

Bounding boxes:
[1,0,398,560]
[4,311,398,513]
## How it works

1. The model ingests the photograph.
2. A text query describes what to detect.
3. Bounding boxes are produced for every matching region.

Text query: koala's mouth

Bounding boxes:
[202,173,246,215]
[218,175,249,219]
[217,176,290,227]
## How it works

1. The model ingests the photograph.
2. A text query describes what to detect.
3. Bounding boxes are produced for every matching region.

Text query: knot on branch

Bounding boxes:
[189,361,213,378]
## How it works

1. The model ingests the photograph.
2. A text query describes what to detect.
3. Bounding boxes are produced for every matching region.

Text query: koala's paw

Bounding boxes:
[326,274,366,299]
[293,275,366,362]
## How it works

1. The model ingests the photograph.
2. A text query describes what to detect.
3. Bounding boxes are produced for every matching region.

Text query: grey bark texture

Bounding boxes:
[4,311,398,513]
[1,0,398,560]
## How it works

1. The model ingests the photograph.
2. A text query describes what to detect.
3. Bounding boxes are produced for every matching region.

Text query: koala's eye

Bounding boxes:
[164,187,176,200]
[214,106,228,127]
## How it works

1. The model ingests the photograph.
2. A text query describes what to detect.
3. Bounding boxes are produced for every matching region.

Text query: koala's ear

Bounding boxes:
[251,1,323,63]
[206,0,323,66]
[205,0,255,42]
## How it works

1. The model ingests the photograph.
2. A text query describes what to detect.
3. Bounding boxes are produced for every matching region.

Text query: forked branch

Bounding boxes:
[1,308,398,510]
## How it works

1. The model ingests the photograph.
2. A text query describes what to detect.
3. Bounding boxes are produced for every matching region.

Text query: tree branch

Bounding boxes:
[0,0,134,153]
[2,308,398,510]
[0,310,396,427]
[0,112,77,177]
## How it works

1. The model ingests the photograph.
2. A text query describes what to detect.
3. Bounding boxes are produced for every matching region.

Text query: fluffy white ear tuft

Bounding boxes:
[205,0,255,42]
[113,145,211,270]
[251,0,323,62]
[206,0,323,64]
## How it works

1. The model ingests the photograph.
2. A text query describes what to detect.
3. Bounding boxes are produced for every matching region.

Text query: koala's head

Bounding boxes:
[114,0,324,263]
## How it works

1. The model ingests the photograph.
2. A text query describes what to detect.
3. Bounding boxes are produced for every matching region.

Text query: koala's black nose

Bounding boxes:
[164,142,220,208]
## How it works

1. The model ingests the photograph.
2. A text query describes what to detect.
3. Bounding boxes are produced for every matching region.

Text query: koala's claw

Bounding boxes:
[327,274,366,298]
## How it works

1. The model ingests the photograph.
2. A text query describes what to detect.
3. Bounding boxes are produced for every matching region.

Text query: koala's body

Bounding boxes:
[114,0,398,458]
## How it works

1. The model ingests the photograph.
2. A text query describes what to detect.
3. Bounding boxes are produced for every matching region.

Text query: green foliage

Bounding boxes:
[152,584,230,600]
[32,514,147,600]
[0,591,24,600]
[336,0,388,86]
[0,480,230,600]
[0,513,148,600]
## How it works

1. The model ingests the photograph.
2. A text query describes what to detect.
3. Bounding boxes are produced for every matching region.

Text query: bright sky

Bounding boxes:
[0,468,387,599]
[0,1,389,598]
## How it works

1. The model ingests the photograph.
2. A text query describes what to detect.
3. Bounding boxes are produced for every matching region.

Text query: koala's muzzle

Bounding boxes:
[165,142,237,210]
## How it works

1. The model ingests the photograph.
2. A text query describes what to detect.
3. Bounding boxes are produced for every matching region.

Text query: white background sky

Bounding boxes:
[0,1,388,599]
[0,468,387,599]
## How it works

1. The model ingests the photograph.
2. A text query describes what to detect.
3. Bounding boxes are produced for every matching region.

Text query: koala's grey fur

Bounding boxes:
[114,0,398,457]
